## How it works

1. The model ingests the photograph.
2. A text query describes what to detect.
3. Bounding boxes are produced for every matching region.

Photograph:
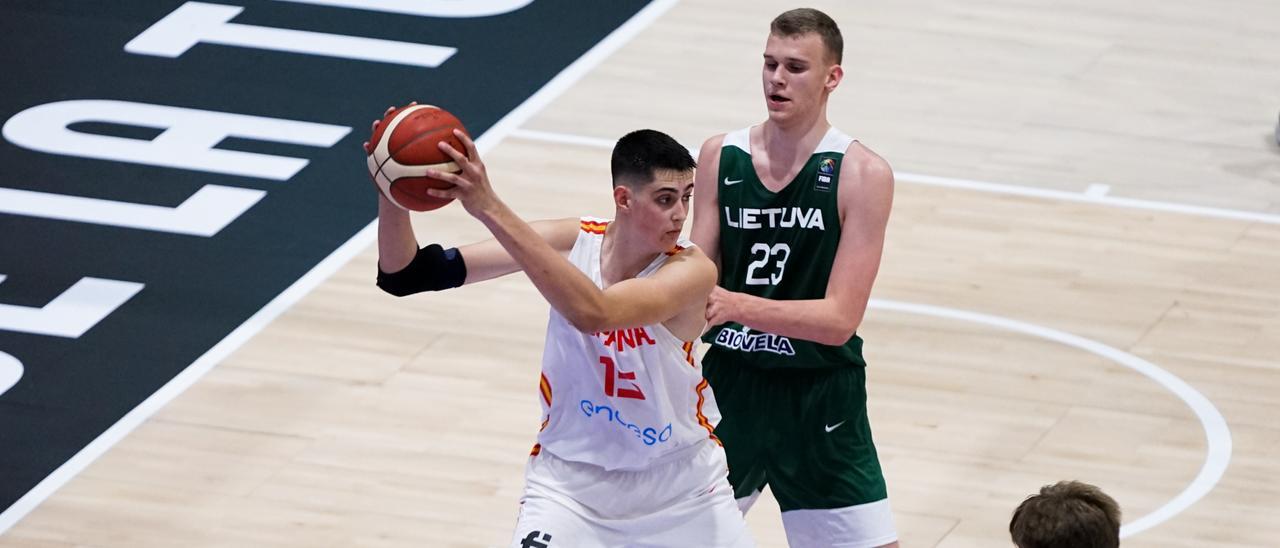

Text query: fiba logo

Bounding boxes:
[815,157,835,192]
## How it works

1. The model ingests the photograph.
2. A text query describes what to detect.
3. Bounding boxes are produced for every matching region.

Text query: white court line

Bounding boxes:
[1085,183,1111,198]
[509,128,1280,226]
[0,0,681,535]
[508,127,615,150]
[870,299,1232,538]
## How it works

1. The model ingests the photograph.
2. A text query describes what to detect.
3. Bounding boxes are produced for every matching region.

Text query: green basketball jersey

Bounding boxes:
[702,126,866,370]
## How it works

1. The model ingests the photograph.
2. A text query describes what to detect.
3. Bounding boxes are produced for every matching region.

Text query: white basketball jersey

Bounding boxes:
[533,217,721,471]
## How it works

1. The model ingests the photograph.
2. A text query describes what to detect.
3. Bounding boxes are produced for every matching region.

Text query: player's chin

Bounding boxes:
[765,105,793,121]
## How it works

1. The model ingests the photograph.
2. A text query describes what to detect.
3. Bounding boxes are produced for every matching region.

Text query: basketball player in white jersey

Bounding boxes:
[370,126,753,547]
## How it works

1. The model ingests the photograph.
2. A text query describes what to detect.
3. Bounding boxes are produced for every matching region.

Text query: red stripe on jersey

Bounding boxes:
[539,373,552,406]
[580,220,608,234]
[664,243,686,256]
[682,341,695,367]
[530,443,541,456]
[694,378,720,445]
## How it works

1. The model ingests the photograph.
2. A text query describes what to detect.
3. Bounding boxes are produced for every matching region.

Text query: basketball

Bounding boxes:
[365,103,469,212]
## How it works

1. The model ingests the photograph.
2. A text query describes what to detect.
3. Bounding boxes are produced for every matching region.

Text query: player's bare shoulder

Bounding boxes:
[838,141,894,217]
[694,134,728,189]
[698,133,728,161]
[843,141,893,189]
[657,244,717,340]
[659,244,717,287]
[692,134,729,258]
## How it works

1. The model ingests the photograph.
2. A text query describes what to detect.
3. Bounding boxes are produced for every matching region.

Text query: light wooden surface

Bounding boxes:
[5,0,1279,546]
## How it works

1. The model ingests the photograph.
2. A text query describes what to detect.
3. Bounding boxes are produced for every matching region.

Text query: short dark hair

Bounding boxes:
[771,8,843,65]
[1010,481,1122,548]
[610,129,696,187]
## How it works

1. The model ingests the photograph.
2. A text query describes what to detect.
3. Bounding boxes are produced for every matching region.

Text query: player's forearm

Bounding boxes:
[376,195,418,273]
[730,292,863,346]
[474,202,608,332]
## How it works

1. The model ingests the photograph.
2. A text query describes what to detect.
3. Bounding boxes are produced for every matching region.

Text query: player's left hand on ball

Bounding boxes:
[425,129,499,217]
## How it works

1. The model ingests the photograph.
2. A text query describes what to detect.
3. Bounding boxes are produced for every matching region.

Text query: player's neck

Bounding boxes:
[599,221,661,286]
[761,110,830,157]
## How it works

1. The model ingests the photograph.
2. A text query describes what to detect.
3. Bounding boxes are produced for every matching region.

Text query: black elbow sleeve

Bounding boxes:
[376,244,467,296]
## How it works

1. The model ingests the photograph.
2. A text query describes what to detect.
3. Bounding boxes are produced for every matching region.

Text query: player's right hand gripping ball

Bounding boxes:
[364,104,470,212]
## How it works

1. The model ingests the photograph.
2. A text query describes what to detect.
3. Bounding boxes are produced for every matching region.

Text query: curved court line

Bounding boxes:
[868,299,1233,537]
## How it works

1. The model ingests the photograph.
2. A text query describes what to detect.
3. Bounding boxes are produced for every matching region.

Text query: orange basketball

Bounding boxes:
[365,104,469,212]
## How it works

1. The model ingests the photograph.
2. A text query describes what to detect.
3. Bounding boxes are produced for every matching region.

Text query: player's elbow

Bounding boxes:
[376,278,415,297]
[814,331,854,347]
[816,320,860,346]
[374,244,467,297]
[566,310,609,334]
[563,300,612,334]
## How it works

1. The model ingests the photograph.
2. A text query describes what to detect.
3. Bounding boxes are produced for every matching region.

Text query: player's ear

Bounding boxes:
[613,184,631,210]
[826,64,843,93]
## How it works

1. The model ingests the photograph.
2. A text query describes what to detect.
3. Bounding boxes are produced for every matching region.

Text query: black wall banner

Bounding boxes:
[0,0,655,528]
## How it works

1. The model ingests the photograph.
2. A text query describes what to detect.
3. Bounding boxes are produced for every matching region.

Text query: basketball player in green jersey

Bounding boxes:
[691,8,897,548]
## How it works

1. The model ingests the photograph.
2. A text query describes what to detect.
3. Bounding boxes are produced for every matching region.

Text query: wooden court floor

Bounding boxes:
[4,0,1279,546]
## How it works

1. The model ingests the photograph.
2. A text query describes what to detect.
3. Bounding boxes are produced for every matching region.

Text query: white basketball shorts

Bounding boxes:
[509,440,754,547]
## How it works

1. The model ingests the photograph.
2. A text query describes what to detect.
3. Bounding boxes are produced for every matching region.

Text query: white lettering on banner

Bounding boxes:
[0,274,145,338]
[2,99,350,181]
[125,2,457,68]
[0,351,21,398]
[271,0,534,18]
[0,186,263,237]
